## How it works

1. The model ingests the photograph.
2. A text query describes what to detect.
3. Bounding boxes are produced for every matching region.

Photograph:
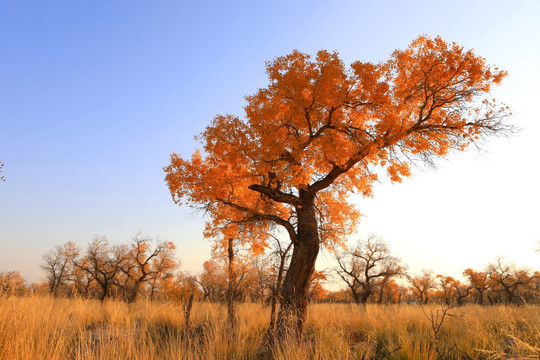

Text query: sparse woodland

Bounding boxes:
[4,234,534,307]
[0,233,539,359]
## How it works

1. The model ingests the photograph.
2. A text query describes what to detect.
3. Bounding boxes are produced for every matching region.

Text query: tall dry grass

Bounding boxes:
[0,296,538,360]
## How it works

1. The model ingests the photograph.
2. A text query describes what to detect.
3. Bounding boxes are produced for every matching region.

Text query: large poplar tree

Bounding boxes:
[165,36,512,337]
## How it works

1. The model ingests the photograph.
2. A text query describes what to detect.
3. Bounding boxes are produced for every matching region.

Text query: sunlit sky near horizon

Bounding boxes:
[1,1,539,286]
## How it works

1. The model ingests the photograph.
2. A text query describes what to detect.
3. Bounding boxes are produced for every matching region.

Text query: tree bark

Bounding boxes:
[184,294,194,333]
[477,290,484,305]
[377,282,385,305]
[269,243,290,331]
[99,282,108,301]
[276,200,319,339]
[361,288,371,305]
[226,238,237,332]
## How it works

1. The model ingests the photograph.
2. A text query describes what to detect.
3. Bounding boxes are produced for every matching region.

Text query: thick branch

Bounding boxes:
[247,184,301,206]
[218,199,297,244]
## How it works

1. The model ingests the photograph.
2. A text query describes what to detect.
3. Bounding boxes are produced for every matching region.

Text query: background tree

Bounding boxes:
[486,257,534,304]
[463,268,489,305]
[121,234,172,302]
[196,259,224,302]
[29,281,49,296]
[0,271,25,296]
[0,162,5,182]
[247,252,273,302]
[451,278,471,306]
[70,261,95,297]
[528,271,540,303]
[73,235,128,301]
[164,272,202,302]
[307,270,328,302]
[267,235,292,331]
[164,35,512,337]
[375,259,407,304]
[41,241,77,297]
[436,275,456,305]
[335,235,406,304]
[409,269,436,304]
[147,241,177,300]
[210,237,257,331]
[377,279,404,304]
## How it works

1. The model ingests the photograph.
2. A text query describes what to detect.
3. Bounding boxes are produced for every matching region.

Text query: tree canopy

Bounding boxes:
[165,35,511,249]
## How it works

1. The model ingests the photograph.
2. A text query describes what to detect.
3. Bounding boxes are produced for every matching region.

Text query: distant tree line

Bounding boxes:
[0,234,538,308]
[331,236,538,306]
[38,233,178,301]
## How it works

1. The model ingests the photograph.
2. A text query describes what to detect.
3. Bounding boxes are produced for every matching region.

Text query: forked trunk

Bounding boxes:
[276,201,319,339]
[99,282,108,301]
[361,290,371,305]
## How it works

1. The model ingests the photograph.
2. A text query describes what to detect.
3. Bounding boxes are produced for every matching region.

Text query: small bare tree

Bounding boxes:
[41,241,78,297]
[73,235,128,301]
[422,304,461,359]
[335,235,406,304]
[267,235,292,331]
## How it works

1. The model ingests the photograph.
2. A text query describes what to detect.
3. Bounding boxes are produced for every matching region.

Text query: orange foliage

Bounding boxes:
[308,270,328,302]
[0,271,26,295]
[164,35,511,253]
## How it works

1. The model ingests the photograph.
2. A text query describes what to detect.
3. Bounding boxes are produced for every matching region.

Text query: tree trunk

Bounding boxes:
[226,238,237,332]
[150,278,157,300]
[184,294,194,334]
[100,282,108,301]
[269,287,279,330]
[269,247,288,331]
[361,290,370,305]
[276,201,319,339]
[52,280,59,298]
[478,290,484,305]
[124,280,140,303]
[506,288,514,305]
[377,283,385,305]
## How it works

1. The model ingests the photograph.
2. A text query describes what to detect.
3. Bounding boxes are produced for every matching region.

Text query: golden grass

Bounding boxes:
[0,296,538,360]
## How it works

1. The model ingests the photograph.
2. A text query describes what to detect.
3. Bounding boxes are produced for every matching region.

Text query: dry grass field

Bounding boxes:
[0,296,539,360]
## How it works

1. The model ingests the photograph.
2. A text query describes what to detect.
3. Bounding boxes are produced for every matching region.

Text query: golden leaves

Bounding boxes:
[164,34,511,251]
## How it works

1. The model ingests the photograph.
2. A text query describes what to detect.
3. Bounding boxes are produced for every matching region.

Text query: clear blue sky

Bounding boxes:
[1,1,539,283]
